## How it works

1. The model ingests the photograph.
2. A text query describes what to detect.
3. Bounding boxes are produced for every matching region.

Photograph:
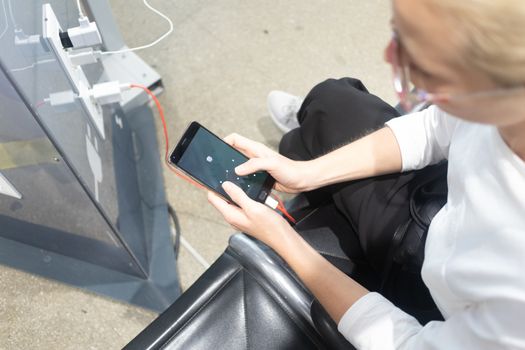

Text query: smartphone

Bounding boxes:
[169,122,275,204]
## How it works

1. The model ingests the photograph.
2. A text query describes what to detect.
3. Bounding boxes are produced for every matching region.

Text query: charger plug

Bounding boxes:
[264,195,279,210]
[60,16,102,49]
[45,90,77,106]
[42,90,79,112]
[68,48,102,66]
[88,81,131,105]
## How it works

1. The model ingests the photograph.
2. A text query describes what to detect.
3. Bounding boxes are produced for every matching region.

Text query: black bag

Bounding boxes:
[379,162,448,324]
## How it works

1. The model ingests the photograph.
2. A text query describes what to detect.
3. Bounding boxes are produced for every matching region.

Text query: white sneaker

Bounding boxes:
[267,91,303,133]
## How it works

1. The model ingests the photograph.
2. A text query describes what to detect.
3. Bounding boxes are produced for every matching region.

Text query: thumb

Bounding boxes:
[222,181,252,209]
[235,158,275,176]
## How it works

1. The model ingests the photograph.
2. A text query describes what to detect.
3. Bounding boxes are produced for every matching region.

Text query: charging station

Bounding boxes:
[0,0,179,311]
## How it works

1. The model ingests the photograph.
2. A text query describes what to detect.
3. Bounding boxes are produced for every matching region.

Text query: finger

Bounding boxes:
[222,181,254,209]
[223,133,256,157]
[235,157,276,176]
[273,183,296,193]
[224,133,275,158]
[207,191,251,228]
[223,133,241,146]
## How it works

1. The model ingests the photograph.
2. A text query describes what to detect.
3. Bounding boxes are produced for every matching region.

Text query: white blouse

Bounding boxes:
[338,106,525,349]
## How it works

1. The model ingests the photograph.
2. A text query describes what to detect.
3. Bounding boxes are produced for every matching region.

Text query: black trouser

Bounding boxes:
[280,77,425,271]
[279,78,446,323]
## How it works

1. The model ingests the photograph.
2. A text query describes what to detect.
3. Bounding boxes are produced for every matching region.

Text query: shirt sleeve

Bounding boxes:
[385,106,460,171]
[338,292,525,350]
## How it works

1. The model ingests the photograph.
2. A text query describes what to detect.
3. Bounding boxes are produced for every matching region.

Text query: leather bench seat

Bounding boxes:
[125,233,354,350]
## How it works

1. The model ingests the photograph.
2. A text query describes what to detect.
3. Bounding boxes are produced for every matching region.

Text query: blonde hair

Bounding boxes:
[426,0,525,86]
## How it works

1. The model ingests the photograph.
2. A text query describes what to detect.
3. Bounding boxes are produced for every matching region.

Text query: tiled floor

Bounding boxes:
[1,0,395,348]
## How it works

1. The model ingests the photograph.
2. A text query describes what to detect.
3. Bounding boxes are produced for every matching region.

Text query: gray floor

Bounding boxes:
[1,0,395,349]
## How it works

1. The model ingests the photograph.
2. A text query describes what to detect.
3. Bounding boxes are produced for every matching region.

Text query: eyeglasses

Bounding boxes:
[385,31,524,112]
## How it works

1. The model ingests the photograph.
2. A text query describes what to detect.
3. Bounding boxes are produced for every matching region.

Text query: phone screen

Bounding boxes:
[171,123,274,202]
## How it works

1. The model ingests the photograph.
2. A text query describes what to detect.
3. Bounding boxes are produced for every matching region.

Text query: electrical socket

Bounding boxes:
[42,4,105,139]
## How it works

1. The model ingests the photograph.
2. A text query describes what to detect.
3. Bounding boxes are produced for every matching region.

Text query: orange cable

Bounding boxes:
[272,193,297,224]
[129,84,208,191]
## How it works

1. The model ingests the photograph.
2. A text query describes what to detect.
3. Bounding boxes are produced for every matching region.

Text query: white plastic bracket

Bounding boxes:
[42,4,105,139]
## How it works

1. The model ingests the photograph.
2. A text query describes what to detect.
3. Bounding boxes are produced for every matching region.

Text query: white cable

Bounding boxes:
[180,235,211,269]
[101,0,173,55]
[76,0,84,17]
[0,0,8,40]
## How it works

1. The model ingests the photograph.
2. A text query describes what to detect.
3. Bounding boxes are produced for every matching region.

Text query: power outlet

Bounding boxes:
[42,4,105,139]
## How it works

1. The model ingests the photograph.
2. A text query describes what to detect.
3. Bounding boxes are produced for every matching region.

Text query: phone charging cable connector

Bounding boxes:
[265,195,296,224]
[84,81,134,105]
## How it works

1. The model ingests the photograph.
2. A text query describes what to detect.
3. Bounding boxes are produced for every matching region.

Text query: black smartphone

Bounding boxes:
[169,122,275,204]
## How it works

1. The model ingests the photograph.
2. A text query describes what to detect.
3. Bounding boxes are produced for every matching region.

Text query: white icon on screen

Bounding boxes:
[206,156,213,163]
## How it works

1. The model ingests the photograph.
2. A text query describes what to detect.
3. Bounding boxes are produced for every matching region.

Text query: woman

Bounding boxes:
[208,0,525,348]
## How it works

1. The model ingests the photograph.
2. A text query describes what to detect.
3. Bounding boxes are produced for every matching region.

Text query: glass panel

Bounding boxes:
[0,0,150,276]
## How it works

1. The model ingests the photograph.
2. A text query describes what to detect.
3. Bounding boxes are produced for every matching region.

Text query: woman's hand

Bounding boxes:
[208,182,294,248]
[209,181,369,325]
[224,133,314,193]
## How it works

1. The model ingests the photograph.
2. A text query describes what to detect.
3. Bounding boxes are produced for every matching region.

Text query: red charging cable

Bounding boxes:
[129,83,296,224]
[273,194,297,224]
[130,83,208,191]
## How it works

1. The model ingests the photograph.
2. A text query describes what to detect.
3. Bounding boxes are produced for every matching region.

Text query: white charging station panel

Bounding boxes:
[42,4,106,139]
